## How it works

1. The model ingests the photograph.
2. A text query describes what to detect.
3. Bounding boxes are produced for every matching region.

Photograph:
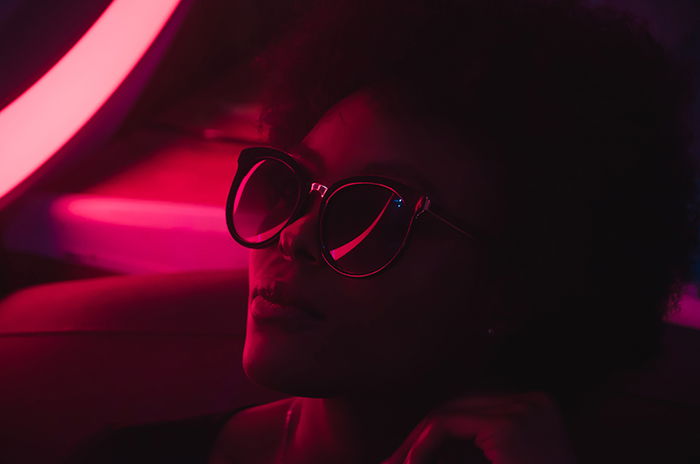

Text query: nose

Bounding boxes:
[277,192,323,265]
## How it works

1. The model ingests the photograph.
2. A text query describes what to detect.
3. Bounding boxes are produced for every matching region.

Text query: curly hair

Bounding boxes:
[255,0,698,396]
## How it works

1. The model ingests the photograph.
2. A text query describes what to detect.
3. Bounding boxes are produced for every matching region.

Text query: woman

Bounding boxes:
[212,0,697,462]
[216,87,579,463]
[72,0,697,463]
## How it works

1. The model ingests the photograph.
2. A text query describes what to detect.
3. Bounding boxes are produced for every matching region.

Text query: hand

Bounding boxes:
[382,392,576,464]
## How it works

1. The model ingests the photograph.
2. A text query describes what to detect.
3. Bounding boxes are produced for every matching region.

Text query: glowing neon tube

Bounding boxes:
[0,0,183,202]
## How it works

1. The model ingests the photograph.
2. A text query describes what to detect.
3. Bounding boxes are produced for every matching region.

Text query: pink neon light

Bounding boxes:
[330,196,393,261]
[0,0,183,202]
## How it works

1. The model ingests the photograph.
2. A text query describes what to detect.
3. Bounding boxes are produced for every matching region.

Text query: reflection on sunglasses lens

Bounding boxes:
[322,183,413,276]
[232,158,300,243]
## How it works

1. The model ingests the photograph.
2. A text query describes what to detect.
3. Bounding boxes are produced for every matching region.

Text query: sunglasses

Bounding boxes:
[226,146,481,278]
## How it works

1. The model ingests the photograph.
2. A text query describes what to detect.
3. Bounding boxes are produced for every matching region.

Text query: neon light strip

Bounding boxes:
[0,0,183,201]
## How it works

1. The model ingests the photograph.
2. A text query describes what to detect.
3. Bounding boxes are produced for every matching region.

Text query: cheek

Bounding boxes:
[242,231,484,391]
[248,248,265,274]
[247,250,260,298]
[247,248,279,290]
[377,235,486,343]
[333,243,480,363]
[396,230,480,304]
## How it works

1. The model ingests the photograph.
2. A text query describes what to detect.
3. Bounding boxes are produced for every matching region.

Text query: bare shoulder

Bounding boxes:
[209,398,294,464]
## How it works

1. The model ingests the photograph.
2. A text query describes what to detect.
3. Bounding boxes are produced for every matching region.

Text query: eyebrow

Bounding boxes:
[290,143,435,193]
[358,161,436,194]
[290,143,326,174]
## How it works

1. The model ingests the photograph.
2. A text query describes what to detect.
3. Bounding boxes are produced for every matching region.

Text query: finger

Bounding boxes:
[403,422,448,464]
[434,408,569,464]
[436,392,558,422]
[385,392,558,464]
[384,403,518,464]
[404,415,493,464]
[439,391,544,412]
[435,400,530,421]
[381,420,430,464]
[442,392,562,432]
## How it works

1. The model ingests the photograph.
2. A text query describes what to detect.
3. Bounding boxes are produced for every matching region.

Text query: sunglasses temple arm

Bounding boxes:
[420,199,477,240]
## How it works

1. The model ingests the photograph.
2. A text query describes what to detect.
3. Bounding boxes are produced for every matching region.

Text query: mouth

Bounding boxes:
[249,296,321,332]
[253,283,324,321]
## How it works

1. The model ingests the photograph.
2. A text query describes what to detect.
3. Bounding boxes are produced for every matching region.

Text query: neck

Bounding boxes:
[285,376,477,464]
[287,396,424,464]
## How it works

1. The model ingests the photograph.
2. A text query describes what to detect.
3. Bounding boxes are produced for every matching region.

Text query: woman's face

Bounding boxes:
[243,90,506,398]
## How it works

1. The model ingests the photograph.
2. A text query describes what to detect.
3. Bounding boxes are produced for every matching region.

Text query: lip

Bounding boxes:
[250,294,323,331]
[253,283,324,320]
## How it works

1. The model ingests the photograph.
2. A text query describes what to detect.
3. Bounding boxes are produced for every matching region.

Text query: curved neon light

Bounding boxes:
[0,0,183,202]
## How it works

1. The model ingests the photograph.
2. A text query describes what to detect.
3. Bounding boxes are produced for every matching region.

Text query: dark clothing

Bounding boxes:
[67,403,261,464]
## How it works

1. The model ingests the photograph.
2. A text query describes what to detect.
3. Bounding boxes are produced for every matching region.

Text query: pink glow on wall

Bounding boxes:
[63,196,225,230]
[2,193,247,274]
[0,0,183,202]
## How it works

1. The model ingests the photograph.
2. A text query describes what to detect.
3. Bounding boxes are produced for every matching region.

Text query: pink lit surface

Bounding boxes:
[82,132,242,205]
[667,285,700,330]
[0,0,182,202]
[2,193,247,274]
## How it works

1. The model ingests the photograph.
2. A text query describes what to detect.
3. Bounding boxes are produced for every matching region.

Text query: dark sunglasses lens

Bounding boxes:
[322,183,413,276]
[231,158,300,244]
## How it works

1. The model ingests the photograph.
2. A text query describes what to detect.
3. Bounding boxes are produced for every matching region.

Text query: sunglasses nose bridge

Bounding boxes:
[291,181,327,222]
[309,182,328,198]
[295,182,328,219]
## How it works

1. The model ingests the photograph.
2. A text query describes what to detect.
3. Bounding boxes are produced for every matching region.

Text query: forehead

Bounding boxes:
[298,92,421,180]
[296,90,506,235]
[291,141,437,194]
[296,92,445,196]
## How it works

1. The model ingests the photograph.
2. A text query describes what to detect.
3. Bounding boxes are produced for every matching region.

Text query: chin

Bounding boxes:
[241,333,343,398]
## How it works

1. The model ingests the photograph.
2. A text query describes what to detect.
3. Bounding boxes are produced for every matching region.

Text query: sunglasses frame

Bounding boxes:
[226,146,479,278]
